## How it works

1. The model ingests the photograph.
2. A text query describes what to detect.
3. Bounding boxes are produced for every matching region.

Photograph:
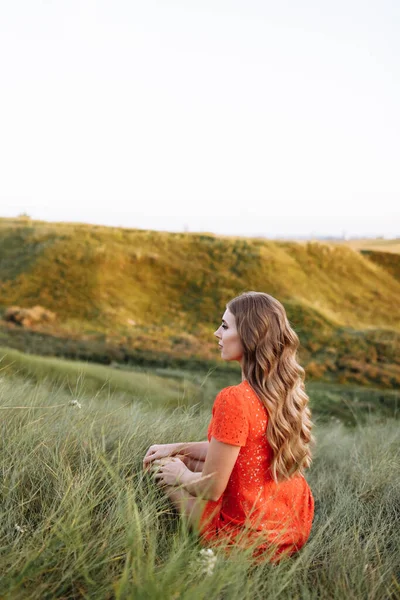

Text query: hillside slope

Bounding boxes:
[360,250,400,283]
[1,218,399,329]
[1,217,399,387]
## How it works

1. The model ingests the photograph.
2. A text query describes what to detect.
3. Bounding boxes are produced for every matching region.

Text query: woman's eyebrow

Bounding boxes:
[222,319,227,324]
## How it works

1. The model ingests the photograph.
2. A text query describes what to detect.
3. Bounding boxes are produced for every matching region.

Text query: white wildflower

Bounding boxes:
[198,548,217,576]
[69,399,82,409]
[15,524,25,534]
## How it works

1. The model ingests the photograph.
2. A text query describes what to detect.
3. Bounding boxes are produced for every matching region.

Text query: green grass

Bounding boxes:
[1,346,399,423]
[0,347,201,409]
[0,372,398,599]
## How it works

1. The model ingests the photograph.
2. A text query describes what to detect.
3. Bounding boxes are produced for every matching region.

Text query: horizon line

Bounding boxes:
[1,214,399,242]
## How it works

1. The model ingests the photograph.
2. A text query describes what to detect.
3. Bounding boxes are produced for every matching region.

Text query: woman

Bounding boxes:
[143,291,315,562]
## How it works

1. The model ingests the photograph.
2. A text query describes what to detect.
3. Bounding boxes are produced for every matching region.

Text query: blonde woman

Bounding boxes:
[143,291,315,562]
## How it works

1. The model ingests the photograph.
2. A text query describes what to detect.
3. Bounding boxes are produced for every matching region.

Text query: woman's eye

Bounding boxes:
[221,323,228,329]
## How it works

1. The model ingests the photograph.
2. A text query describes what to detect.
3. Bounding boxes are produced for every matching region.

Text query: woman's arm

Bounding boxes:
[181,438,241,502]
[173,441,209,461]
[176,454,205,473]
[143,441,209,472]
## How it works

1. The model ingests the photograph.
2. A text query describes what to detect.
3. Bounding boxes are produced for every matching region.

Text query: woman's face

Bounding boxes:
[214,308,244,362]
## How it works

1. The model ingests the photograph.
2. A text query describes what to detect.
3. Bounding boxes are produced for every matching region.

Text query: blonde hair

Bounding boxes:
[227,291,314,482]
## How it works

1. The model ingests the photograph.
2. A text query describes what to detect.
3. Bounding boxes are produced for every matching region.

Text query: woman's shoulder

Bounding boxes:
[215,380,266,417]
[211,382,251,445]
[214,381,249,405]
[217,380,247,395]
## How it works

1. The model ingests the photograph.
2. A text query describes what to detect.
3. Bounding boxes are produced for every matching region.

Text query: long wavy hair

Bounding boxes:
[227,291,314,482]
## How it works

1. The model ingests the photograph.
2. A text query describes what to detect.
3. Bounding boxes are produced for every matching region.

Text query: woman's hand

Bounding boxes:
[143,443,181,472]
[151,456,189,487]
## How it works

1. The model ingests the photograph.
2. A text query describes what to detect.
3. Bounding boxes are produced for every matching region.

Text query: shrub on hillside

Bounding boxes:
[3,305,56,327]
[306,361,327,379]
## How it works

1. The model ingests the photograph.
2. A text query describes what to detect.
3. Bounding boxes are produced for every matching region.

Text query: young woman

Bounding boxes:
[143,291,315,562]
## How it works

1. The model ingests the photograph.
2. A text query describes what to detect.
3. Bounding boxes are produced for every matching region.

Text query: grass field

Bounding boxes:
[1,346,399,423]
[0,346,200,409]
[0,355,399,599]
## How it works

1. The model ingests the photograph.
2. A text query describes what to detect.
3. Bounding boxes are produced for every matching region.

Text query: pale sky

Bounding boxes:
[0,0,399,238]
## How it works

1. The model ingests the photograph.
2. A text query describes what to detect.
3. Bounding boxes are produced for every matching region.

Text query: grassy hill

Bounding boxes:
[1,217,400,388]
[359,250,400,283]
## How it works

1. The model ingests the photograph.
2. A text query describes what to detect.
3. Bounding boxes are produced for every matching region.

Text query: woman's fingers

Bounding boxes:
[143,450,176,472]
[153,469,166,486]
[154,457,173,465]
[143,455,155,467]
[143,448,155,459]
[143,452,162,470]
[143,457,153,471]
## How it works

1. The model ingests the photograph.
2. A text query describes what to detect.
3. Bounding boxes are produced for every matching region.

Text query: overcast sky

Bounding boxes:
[0,0,399,238]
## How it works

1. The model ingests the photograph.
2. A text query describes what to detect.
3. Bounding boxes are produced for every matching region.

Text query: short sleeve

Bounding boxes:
[210,387,249,446]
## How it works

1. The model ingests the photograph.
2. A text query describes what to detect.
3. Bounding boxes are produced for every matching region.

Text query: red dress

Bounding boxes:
[198,380,314,562]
